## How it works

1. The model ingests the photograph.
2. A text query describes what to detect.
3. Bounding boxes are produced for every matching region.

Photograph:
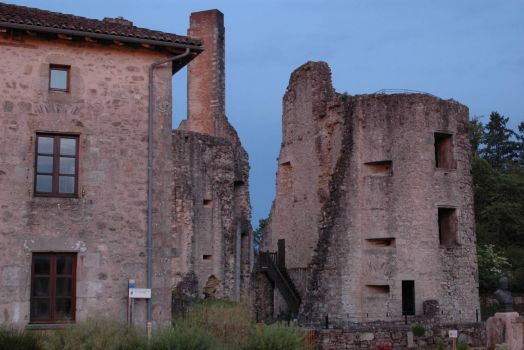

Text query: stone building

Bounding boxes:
[260,61,480,326]
[0,2,251,328]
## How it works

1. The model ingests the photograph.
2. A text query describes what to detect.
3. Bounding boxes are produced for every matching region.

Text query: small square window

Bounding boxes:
[35,134,79,197]
[49,65,70,92]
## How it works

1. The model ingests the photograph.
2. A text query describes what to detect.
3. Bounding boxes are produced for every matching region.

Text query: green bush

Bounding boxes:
[149,326,216,350]
[245,322,305,350]
[41,319,147,350]
[456,341,470,350]
[0,327,42,350]
[176,299,252,349]
[434,339,446,350]
[411,324,425,337]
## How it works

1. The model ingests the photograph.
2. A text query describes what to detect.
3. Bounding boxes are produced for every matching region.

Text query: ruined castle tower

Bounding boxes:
[172,10,253,305]
[261,61,480,326]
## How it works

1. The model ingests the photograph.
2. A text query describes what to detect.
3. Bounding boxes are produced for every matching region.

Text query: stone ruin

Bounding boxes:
[172,10,253,307]
[257,61,480,328]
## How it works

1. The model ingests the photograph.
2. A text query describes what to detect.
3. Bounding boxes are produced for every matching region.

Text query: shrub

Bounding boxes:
[176,299,252,349]
[456,341,470,350]
[245,322,305,350]
[149,326,216,350]
[434,339,446,350]
[0,327,42,350]
[41,319,147,350]
[411,324,425,337]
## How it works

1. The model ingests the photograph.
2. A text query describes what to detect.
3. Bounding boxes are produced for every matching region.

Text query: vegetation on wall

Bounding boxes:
[470,112,524,293]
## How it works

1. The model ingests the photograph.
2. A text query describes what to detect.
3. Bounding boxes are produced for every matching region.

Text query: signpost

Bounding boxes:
[449,330,458,350]
[127,279,151,327]
[129,288,152,299]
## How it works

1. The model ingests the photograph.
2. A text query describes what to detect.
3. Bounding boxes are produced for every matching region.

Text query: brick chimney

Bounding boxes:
[187,10,225,136]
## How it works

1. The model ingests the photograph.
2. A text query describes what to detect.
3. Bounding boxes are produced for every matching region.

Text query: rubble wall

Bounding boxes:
[263,61,480,325]
[172,130,251,303]
[174,10,253,307]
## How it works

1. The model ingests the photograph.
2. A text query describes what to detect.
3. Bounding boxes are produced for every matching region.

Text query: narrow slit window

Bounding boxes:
[402,280,415,315]
[364,160,393,175]
[366,285,390,294]
[203,199,212,208]
[438,207,457,247]
[366,237,396,247]
[434,133,454,169]
[49,65,70,92]
[203,255,212,261]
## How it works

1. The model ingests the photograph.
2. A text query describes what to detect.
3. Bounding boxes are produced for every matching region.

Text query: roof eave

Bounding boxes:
[0,21,203,53]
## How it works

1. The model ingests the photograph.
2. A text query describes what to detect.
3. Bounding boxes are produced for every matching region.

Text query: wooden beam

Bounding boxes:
[84,36,97,43]
[26,30,37,36]
[57,33,72,40]
[113,40,124,46]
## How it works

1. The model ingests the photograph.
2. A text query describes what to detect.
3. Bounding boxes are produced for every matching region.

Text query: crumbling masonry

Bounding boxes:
[260,61,480,326]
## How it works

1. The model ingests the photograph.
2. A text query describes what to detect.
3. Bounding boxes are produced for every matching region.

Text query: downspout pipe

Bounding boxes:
[147,48,191,325]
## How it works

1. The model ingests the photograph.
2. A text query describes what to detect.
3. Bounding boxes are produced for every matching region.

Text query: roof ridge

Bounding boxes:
[0,1,202,47]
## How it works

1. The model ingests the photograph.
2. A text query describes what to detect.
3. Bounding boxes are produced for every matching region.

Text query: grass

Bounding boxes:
[0,300,305,350]
[41,319,147,350]
[245,322,305,350]
[0,327,42,350]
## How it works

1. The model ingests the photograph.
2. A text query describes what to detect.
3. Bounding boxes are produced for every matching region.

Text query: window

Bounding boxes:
[30,253,76,323]
[49,64,70,92]
[402,280,415,316]
[364,160,393,175]
[438,207,457,247]
[434,133,455,169]
[366,237,396,247]
[35,134,79,197]
[366,285,390,294]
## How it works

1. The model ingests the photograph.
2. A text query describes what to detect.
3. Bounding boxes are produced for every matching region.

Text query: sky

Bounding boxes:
[8,0,524,226]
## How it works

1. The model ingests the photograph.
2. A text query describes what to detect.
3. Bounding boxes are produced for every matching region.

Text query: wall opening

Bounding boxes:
[234,180,245,188]
[277,239,286,268]
[203,199,212,208]
[434,133,454,169]
[203,254,213,260]
[438,207,457,247]
[364,160,393,175]
[402,280,415,315]
[366,237,396,247]
[366,285,390,294]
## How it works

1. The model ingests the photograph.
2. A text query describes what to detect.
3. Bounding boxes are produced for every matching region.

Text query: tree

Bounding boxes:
[480,112,517,170]
[253,218,269,252]
[469,115,524,293]
[468,117,484,156]
[477,244,511,292]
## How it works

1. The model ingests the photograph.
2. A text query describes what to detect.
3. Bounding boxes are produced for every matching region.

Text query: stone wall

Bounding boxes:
[172,10,253,307]
[313,322,486,349]
[171,130,251,303]
[0,33,175,325]
[262,61,480,325]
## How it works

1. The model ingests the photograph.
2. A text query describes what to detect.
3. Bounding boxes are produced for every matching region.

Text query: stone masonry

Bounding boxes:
[0,31,178,326]
[173,10,253,305]
[261,61,480,326]
[0,4,251,328]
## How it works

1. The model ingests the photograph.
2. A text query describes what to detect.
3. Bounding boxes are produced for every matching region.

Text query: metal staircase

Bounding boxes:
[258,251,301,316]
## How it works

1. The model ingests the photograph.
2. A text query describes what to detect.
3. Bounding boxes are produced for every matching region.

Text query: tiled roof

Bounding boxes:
[0,2,202,48]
